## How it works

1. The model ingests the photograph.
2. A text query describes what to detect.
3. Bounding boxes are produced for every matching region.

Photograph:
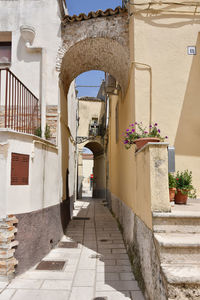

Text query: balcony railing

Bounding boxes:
[0,68,40,135]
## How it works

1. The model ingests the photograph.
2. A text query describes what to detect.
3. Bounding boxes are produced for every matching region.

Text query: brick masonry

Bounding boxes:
[46,105,58,144]
[0,215,18,281]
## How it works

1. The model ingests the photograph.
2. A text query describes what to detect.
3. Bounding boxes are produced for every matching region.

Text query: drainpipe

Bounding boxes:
[131,61,152,130]
[74,97,79,202]
[20,25,46,138]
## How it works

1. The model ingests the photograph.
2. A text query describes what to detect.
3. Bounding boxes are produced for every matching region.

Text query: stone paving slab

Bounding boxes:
[12,289,70,300]
[0,198,145,300]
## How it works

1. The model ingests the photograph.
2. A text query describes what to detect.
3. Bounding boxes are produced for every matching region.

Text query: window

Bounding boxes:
[0,32,12,65]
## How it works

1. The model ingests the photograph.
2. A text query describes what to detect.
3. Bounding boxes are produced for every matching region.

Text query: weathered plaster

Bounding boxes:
[0,143,8,159]
[110,192,167,300]
[58,13,130,95]
[15,199,70,275]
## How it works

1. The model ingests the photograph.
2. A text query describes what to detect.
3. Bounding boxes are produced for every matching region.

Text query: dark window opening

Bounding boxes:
[0,41,11,64]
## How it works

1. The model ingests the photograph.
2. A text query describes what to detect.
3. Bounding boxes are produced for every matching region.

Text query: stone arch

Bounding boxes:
[57,9,129,95]
[59,37,129,96]
[58,10,129,199]
[84,140,104,157]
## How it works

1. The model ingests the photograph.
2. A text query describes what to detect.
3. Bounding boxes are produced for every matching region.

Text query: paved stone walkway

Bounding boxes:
[0,198,145,300]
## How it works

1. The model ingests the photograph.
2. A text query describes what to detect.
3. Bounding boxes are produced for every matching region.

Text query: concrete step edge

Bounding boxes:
[154,233,200,248]
[161,263,200,284]
[153,212,200,219]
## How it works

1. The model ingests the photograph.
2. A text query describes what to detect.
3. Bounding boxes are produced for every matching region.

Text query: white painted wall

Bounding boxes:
[0,0,65,105]
[0,130,59,215]
[0,1,78,211]
[0,141,8,218]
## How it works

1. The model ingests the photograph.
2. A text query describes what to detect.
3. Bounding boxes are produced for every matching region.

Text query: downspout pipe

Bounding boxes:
[20,25,46,138]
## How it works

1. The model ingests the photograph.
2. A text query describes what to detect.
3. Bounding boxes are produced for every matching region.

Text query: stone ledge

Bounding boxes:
[135,142,169,155]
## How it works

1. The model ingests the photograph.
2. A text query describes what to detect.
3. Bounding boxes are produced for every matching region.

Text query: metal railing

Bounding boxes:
[0,68,40,135]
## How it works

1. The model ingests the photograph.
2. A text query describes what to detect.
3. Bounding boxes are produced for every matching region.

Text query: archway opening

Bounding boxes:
[59,37,129,96]
[75,71,108,199]
[81,141,105,199]
[59,34,128,207]
[81,147,94,197]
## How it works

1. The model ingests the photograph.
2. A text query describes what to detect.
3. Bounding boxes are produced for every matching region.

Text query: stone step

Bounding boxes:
[154,233,200,264]
[161,264,200,284]
[153,212,200,233]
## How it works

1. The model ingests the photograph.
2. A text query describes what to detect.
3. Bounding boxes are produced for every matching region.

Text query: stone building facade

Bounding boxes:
[0,0,78,276]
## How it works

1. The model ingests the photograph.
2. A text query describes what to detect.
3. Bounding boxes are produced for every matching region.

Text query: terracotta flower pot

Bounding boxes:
[134,137,160,151]
[169,188,176,202]
[174,189,188,205]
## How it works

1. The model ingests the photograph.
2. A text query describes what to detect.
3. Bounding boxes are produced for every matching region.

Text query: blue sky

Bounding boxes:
[76,71,104,98]
[67,0,122,98]
[67,0,122,16]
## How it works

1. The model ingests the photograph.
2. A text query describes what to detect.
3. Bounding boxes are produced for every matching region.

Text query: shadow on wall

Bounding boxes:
[135,9,200,28]
[16,36,40,63]
[174,34,200,156]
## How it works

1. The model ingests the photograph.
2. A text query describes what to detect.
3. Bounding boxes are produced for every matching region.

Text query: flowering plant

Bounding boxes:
[175,170,196,198]
[123,122,168,150]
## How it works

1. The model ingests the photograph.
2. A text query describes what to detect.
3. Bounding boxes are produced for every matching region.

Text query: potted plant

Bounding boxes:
[168,173,176,202]
[123,122,168,151]
[175,170,196,204]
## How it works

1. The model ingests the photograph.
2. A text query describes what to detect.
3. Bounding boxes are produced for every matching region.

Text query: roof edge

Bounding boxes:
[63,6,127,24]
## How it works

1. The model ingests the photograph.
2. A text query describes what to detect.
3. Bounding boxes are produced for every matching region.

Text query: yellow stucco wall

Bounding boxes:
[78,99,104,137]
[108,2,200,230]
[131,3,200,195]
[108,89,136,211]
[93,154,106,192]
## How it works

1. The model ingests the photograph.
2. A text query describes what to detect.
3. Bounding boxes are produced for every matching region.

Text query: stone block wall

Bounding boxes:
[110,193,167,300]
[0,216,18,281]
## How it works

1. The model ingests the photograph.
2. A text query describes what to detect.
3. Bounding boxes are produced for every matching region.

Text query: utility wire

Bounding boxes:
[128,1,200,6]
[125,1,200,14]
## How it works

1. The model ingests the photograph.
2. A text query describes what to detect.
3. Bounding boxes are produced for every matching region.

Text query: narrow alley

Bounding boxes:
[0,198,144,300]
